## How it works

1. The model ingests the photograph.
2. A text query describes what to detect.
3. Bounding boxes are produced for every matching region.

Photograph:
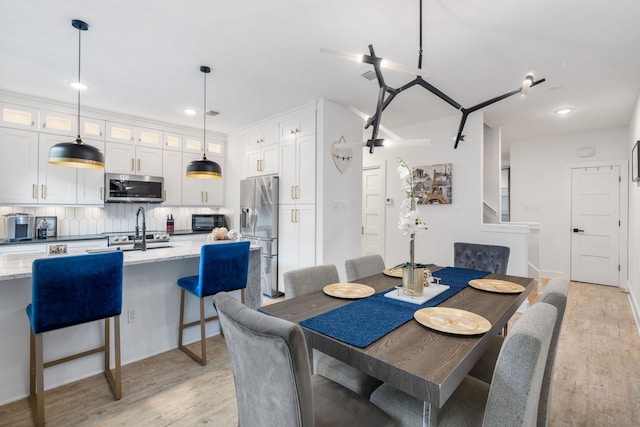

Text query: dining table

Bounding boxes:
[260,266,535,423]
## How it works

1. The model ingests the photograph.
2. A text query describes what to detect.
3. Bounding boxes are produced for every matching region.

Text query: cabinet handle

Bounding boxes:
[295,186,300,199]
[205,192,208,202]
[260,159,264,171]
[131,158,135,171]
[32,184,36,199]
[100,131,103,137]
[31,120,35,127]
[295,209,299,223]
[137,159,141,171]
[290,209,295,223]
[42,122,46,128]
[256,159,260,172]
[41,185,45,199]
[291,186,295,199]
[100,186,103,200]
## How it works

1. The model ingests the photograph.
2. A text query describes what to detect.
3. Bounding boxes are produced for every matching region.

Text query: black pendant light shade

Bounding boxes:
[186,65,222,179]
[49,19,105,169]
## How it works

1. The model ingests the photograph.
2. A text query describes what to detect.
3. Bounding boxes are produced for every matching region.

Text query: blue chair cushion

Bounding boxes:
[26,251,124,334]
[177,240,250,298]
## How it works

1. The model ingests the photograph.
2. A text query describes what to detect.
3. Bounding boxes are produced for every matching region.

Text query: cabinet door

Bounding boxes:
[278,204,299,292]
[246,149,262,176]
[183,135,204,153]
[181,153,205,205]
[203,155,224,206]
[163,132,183,151]
[38,135,78,204]
[296,205,316,268]
[40,110,76,137]
[0,128,39,203]
[105,142,136,174]
[135,127,163,148]
[106,122,135,143]
[296,134,316,204]
[162,150,182,205]
[280,105,316,141]
[279,140,297,203]
[0,103,38,130]
[135,146,163,176]
[262,144,279,175]
[80,117,105,140]
[76,139,105,205]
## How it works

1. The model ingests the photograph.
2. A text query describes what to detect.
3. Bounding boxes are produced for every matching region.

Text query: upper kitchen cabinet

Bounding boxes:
[163,132,183,151]
[75,139,105,205]
[105,142,163,176]
[37,134,80,204]
[246,121,278,150]
[279,134,316,204]
[106,122,135,144]
[0,103,38,130]
[279,105,316,142]
[162,150,182,205]
[80,117,105,140]
[245,121,279,177]
[181,153,224,206]
[0,128,39,204]
[183,134,225,157]
[39,110,76,137]
[135,126,163,148]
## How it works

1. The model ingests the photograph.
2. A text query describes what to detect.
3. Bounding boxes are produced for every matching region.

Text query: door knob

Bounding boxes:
[572,228,584,233]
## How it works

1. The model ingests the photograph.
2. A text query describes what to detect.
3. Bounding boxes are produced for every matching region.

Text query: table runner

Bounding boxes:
[300,267,489,348]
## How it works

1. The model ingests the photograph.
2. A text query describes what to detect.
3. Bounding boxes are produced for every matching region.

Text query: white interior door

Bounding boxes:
[570,165,620,286]
[362,165,386,258]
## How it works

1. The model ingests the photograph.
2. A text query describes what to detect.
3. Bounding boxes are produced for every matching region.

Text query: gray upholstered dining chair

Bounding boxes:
[213,292,395,427]
[468,278,569,427]
[454,242,510,274]
[345,254,386,282]
[369,302,557,427]
[283,264,383,398]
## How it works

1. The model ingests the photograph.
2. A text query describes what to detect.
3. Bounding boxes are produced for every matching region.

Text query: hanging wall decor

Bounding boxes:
[331,136,353,174]
[413,163,452,204]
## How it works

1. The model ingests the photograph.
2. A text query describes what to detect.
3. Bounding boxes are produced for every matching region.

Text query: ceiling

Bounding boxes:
[2,0,639,148]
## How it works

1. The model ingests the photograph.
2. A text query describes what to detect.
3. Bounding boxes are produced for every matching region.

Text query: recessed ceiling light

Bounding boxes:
[184,108,197,115]
[70,81,87,90]
[555,108,573,115]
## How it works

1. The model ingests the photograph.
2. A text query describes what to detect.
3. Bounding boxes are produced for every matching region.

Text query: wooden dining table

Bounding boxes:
[260,267,535,419]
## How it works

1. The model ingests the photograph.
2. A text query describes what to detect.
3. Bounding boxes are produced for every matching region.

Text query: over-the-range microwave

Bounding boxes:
[104,173,164,203]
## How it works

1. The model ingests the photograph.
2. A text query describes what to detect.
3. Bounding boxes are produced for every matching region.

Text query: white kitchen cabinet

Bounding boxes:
[0,244,47,255]
[105,142,163,176]
[246,121,278,150]
[0,128,39,204]
[80,117,105,140]
[162,150,182,205]
[163,132,183,151]
[106,122,135,143]
[37,134,79,204]
[279,105,316,142]
[76,139,105,205]
[246,144,279,177]
[279,133,315,204]
[181,153,224,206]
[278,204,316,292]
[183,134,225,157]
[135,126,163,148]
[0,102,38,130]
[40,110,76,137]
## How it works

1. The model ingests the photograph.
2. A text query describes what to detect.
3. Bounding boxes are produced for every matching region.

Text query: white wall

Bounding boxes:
[628,94,640,325]
[363,112,529,276]
[509,126,628,279]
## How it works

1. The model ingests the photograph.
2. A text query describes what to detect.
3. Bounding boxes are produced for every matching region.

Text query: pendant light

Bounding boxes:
[186,66,222,179]
[48,19,104,169]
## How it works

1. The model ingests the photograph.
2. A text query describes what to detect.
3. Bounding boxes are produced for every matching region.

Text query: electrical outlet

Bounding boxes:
[127,308,138,323]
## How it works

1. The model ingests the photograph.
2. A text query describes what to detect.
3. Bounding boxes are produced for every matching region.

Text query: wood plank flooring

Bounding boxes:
[1,281,639,426]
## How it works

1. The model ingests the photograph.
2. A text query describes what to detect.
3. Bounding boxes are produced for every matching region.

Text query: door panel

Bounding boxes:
[362,166,385,257]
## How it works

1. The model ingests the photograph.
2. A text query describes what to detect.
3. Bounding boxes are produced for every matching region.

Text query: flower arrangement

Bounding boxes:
[397,157,427,268]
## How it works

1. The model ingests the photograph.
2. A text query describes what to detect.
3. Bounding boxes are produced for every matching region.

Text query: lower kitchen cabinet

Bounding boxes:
[277,203,315,293]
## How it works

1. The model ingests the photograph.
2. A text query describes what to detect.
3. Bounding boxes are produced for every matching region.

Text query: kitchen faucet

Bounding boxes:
[134,207,147,251]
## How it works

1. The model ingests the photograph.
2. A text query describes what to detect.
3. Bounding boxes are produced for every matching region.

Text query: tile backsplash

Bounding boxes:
[0,204,233,239]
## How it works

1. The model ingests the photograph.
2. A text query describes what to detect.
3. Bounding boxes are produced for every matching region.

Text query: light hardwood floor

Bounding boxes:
[1,281,639,426]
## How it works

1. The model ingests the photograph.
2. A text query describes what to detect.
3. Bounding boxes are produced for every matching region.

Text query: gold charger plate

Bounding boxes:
[468,279,525,294]
[414,307,491,335]
[383,268,403,278]
[323,283,375,299]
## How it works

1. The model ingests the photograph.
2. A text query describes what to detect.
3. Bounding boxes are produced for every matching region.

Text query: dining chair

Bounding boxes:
[454,242,510,275]
[345,254,386,282]
[177,240,250,365]
[213,292,395,427]
[26,251,124,427]
[283,264,383,397]
[468,277,569,427]
[369,302,557,427]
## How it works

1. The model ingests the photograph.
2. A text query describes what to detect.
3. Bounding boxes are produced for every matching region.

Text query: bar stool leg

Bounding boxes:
[199,297,206,366]
[29,331,45,427]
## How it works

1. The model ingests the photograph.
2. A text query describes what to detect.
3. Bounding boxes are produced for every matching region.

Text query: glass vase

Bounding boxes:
[402,266,425,297]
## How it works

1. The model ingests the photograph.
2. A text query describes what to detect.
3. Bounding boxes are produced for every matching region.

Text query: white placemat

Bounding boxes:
[384,284,450,305]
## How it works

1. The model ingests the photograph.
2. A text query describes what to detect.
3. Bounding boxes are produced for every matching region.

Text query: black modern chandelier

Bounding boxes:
[185,66,222,179]
[48,19,105,168]
[324,0,545,153]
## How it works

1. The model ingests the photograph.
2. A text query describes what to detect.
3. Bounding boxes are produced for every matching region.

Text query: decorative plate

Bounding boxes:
[414,307,491,335]
[468,279,525,294]
[323,283,375,299]
[383,268,403,278]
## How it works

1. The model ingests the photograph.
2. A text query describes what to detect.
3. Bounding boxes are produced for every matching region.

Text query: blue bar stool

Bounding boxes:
[177,240,250,365]
[26,251,124,427]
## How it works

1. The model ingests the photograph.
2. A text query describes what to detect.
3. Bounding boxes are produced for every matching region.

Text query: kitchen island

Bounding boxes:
[0,240,261,405]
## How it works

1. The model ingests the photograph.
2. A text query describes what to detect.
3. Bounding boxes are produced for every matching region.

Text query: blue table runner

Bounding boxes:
[300,267,489,348]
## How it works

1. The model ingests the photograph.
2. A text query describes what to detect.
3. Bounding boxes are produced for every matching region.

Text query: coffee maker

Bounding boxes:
[4,213,35,241]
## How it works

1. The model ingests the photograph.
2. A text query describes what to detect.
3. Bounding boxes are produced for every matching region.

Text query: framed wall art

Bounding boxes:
[413,163,453,204]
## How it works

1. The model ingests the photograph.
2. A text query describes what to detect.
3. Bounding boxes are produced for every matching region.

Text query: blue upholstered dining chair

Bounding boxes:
[370,302,557,427]
[177,240,250,365]
[213,292,395,427]
[454,242,510,275]
[26,251,124,427]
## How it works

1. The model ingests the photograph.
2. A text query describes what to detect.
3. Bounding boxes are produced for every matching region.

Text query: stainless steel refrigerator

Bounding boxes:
[240,176,280,297]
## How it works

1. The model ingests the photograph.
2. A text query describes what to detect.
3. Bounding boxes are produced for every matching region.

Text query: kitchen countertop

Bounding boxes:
[0,234,107,246]
[0,239,258,281]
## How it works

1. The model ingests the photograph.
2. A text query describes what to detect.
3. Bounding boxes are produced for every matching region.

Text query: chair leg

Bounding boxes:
[104,316,122,400]
[178,289,208,366]
[29,330,45,427]
[241,288,245,304]
[178,288,186,348]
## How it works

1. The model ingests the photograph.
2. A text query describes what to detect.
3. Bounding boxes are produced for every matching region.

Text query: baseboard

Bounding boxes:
[628,288,640,335]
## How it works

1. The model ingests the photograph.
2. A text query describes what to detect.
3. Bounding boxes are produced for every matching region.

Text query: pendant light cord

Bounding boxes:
[418,0,423,70]
[76,25,82,140]
[202,67,207,159]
